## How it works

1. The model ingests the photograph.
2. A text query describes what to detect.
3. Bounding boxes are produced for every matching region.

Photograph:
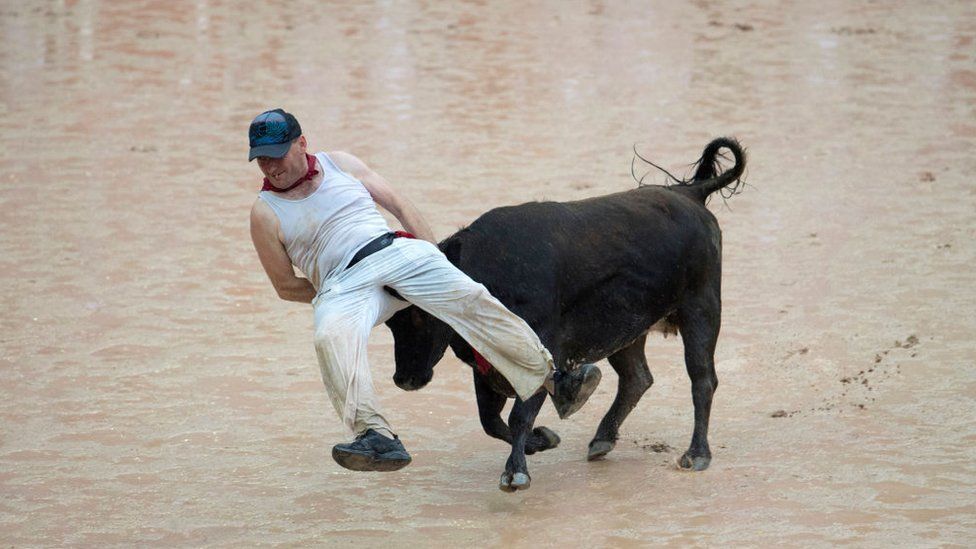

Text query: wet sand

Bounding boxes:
[1,0,975,546]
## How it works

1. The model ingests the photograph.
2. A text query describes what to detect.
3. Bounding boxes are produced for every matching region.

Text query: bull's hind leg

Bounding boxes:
[587,334,653,461]
[676,289,721,471]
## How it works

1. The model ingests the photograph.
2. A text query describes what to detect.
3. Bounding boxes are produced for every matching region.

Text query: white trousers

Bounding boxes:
[312,237,554,437]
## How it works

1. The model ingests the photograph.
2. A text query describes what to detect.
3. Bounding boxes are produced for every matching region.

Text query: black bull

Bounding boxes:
[386,138,746,492]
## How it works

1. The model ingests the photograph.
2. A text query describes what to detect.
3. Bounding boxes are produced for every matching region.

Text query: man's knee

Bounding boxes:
[313,317,358,354]
[461,282,495,313]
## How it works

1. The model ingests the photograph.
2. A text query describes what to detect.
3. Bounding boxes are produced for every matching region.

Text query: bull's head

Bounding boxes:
[386,305,455,390]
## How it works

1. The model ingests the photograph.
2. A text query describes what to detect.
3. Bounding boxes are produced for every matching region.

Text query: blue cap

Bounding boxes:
[248,108,302,161]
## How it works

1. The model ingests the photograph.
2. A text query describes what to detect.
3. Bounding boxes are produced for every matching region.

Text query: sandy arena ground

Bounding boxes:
[1,1,975,546]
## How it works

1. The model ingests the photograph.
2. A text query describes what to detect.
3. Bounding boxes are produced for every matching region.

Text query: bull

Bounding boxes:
[387,137,746,492]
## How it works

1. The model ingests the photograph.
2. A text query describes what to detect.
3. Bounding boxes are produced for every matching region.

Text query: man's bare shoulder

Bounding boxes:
[327,150,368,176]
[326,150,357,162]
[250,196,277,227]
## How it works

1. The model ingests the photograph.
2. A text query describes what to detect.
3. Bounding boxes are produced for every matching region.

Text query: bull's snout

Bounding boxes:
[393,373,432,391]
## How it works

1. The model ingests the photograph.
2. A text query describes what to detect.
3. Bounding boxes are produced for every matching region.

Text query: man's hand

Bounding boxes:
[250,200,317,303]
[328,151,437,244]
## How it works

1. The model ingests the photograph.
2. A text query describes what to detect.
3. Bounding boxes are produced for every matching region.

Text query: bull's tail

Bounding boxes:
[679,137,746,202]
[641,137,746,203]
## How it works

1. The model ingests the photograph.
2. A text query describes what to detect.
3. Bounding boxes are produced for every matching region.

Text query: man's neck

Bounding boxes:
[262,153,321,196]
[270,157,323,199]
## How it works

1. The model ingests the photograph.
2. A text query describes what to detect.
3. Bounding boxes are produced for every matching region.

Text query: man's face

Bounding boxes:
[256,136,307,188]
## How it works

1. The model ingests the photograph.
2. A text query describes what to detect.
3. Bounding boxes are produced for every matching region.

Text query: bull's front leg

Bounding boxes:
[474,370,511,443]
[473,370,561,455]
[499,391,546,492]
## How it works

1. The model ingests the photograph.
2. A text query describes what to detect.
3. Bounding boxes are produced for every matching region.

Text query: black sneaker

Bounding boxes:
[550,363,602,419]
[332,429,412,472]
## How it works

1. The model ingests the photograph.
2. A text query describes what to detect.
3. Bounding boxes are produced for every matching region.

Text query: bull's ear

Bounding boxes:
[384,307,410,330]
[410,307,426,328]
[448,335,474,363]
[441,235,463,266]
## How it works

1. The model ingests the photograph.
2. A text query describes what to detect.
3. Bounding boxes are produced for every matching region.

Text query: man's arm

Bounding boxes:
[328,151,437,244]
[250,199,317,303]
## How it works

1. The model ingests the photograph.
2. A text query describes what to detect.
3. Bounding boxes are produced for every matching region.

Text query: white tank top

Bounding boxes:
[258,152,391,290]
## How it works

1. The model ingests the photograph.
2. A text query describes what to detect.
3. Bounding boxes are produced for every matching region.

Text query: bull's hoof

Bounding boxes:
[587,439,615,461]
[499,471,531,492]
[525,426,560,455]
[677,452,711,471]
[552,364,602,419]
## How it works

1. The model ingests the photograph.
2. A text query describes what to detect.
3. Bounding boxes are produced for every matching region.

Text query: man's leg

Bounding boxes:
[313,284,410,471]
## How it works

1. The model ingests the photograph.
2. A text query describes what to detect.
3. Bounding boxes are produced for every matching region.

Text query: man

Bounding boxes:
[248,108,600,472]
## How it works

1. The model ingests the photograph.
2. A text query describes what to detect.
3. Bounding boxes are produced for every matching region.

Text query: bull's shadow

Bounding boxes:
[386,137,746,492]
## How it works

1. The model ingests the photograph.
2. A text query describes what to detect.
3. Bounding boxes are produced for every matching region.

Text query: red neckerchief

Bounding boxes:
[261,154,319,193]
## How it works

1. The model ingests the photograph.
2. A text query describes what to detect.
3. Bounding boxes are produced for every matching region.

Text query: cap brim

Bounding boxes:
[248,141,291,161]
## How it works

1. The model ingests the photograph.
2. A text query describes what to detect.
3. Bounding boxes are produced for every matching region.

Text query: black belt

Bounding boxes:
[347,232,400,270]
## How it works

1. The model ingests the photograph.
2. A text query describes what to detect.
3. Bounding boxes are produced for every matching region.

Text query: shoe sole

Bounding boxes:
[332,447,412,472]
[556,365,602,419]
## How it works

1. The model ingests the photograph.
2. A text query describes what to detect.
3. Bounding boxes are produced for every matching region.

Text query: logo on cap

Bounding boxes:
[248,108,302,161]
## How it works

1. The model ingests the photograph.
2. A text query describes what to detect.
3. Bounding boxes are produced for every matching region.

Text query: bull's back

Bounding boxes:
[452,186,719,365]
